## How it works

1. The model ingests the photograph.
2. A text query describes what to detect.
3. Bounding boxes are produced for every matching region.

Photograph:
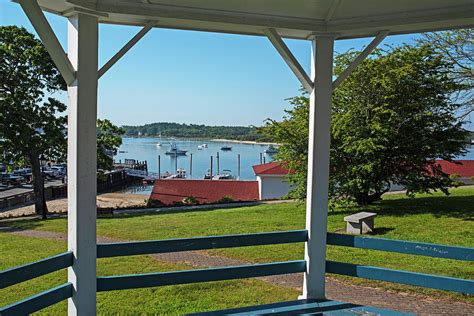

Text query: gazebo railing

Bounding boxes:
[1,230,473,315]
[326,233,474,294]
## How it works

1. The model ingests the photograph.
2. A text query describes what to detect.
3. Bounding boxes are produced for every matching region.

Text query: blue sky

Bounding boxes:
[0,1,432,128]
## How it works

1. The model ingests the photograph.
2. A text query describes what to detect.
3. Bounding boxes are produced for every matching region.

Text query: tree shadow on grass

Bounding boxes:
[369,227,395,235]
[336,195,474,221]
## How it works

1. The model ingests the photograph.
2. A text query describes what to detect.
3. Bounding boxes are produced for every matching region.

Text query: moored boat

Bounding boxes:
[212,169,235,180]
[220,145,232,151]
[264,145,278,154]
[165,143,187,155]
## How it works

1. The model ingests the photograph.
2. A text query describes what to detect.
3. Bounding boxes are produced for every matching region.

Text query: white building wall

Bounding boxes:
[257,175,292,200]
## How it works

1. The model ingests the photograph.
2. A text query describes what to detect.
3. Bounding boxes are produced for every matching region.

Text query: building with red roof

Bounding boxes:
[252,161,292,200]
[150,179,259,206]
[435,160,474,178]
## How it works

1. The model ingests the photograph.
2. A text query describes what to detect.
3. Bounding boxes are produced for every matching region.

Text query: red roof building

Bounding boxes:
[252,162,292,200]
[150,179,259,205]
[435,160,474,177]
[252,161,290,175]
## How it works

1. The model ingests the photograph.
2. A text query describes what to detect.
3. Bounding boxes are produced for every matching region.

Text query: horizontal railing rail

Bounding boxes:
[97,261,306,292]
[327,233,474,261]
[326,261,474,294]
[0,251,73,289]
[0,283,73,316]
[97,230,308,258]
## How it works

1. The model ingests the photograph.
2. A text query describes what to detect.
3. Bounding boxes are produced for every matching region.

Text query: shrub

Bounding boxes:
[182,196,199,205]
[217,195,234,203]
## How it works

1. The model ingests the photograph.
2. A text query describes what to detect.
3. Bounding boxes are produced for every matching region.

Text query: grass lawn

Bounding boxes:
[1,186,473,310]
[0,233,297,314]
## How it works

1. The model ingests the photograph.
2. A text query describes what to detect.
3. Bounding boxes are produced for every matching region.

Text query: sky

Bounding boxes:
[0,0,459,129]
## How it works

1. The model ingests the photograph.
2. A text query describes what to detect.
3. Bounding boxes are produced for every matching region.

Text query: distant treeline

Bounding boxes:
[122,122,270,141]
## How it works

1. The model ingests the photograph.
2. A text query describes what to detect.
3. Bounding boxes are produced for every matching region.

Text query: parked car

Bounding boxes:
[0,173,24,186]
[13,168,32,183]
[50,166,66,177]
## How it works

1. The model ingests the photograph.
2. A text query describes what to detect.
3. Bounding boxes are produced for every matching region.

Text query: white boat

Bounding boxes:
[165,168,187,179]
[197,143,208,150]
[165,143,187,156]
[264,145,278,154]
[212,169,235,180]
[156,143,161,147]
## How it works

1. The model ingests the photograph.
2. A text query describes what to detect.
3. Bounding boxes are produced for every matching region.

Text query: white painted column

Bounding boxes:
[67,13,99,315]
[302,36,334,299]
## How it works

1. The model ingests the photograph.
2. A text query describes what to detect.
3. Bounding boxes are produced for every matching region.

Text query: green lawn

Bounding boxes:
[1,186,473,312]
[0,234,297,314]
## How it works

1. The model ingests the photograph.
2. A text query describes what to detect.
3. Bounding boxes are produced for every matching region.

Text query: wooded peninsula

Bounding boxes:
[122,122,269,141]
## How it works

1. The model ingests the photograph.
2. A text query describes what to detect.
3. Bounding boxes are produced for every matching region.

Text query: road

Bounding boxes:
[0,179,64,199]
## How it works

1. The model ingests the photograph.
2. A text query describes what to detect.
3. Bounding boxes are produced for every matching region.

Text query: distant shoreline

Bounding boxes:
[124,136,278,146]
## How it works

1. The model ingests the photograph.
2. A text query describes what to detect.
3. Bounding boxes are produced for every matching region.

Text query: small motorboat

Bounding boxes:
[264,145,278,154]
[156,143,161,147]
[142,177,155,185]
[220,145,232,151]
[212,169,235,180]
[203,169,213,179]
[165,168,187,179]
[198,143,208,150]
[165,143,187,156]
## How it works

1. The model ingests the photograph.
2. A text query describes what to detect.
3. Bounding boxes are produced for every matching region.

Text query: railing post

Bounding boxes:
[67,13,98,315]
[302,36,334,299]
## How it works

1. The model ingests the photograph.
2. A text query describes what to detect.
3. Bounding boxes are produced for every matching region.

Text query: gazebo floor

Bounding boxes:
[190,299,412,315]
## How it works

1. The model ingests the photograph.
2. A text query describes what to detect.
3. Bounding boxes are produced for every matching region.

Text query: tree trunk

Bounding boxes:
[355,190,387,206]
[30,152,48,219]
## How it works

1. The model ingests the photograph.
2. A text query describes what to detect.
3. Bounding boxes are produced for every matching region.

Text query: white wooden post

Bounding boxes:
[302,36,334,299]
[67,13,99,315]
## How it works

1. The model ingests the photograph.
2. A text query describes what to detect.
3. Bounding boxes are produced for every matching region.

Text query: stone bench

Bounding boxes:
[344,212,377,234]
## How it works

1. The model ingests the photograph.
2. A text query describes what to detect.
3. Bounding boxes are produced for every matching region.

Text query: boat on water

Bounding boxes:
[165,143,187,156]
[212,169,235,180]
[220,145,232,151]
[197,143,208,150]
[165,168,187,179]
[203,169,212,179]
[156,143,161,147]
[264,145,278,154]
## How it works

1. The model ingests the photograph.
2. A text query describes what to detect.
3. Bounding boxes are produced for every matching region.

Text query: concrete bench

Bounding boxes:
[344,212,377,234]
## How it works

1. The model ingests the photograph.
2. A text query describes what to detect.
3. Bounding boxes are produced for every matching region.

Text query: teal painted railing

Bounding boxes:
[1,230,473,315]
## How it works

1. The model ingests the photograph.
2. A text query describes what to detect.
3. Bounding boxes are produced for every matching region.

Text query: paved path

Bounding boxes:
[0,179,63,199]
[3,228,473,315]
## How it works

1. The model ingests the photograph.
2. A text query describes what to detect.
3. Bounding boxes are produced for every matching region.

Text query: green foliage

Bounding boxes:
[122,122,269,142]
[261,44,469,205]
[217,195,234,203]
[0,26,67,215]
[0,26,67,163]
[97,119,125,170]
[182,196,199,205]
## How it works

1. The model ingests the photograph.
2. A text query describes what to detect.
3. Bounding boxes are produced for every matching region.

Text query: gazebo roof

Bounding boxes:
[33,0,474,39]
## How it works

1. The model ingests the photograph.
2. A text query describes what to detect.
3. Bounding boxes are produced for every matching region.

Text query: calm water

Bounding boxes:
[114,137,274,181]
[114,138,473,195]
